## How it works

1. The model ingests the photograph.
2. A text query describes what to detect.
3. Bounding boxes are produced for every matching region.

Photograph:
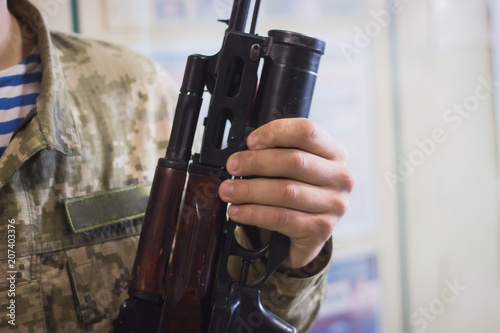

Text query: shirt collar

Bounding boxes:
[0,0,81,188]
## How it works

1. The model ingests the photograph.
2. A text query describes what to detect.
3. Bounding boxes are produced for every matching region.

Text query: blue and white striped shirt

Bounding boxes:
[0,46,42,157]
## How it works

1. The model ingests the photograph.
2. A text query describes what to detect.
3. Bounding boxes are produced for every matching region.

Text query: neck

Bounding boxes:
[0,1,35,71]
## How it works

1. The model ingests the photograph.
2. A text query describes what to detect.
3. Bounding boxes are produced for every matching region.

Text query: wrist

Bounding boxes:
[277,239,332,279]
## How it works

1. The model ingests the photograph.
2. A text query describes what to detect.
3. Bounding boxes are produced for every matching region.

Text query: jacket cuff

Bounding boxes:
[250,237,333,296]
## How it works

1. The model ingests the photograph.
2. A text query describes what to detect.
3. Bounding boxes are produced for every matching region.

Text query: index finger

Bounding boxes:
[247,118,347,162]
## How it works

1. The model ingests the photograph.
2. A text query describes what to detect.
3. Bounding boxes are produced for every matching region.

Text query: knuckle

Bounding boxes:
[271,118,289,134]
[333,195,350,216]
[340,197,350,215]
[286,150,307,171]
[314,215,335,239]
[300,119,317,143]
[259,126,274,144]
[335,166,355,192]
[281,182,299,201]
[238,181,252,198]
[342,169,356,192]
[239,151,259,170]
[249,151,261,169]
[245,206,258,221]
[273,209,293,227]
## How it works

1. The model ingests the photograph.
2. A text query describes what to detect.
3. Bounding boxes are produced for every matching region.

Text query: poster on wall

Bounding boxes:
[103,0,146,30]
[155,0,186,20]
[309,253,382,333]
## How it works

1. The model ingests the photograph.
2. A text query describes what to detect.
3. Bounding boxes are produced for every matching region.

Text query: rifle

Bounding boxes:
[113,1,325,332]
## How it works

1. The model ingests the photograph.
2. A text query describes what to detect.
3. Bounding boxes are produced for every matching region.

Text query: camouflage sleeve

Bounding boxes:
[234,229,333,333]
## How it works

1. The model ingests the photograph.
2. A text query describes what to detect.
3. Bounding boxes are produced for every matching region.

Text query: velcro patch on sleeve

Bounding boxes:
[64,184,151,233]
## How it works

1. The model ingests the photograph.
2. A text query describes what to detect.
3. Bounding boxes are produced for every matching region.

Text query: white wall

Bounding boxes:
[30,0,72,32]
[395,0,500,332]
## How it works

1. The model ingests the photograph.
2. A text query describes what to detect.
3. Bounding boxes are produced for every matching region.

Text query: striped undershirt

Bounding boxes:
[0,45,42,157]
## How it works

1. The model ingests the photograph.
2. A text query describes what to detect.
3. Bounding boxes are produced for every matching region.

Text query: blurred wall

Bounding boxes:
[394,0,500,332]
[29,0,72,32]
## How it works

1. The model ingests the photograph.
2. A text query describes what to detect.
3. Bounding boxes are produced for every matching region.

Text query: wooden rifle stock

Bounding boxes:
[128,166,185,298]
[112,166,185,333]
[160,170,228,332]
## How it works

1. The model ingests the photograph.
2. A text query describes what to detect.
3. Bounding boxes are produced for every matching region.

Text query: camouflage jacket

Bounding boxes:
[0,1,331,332]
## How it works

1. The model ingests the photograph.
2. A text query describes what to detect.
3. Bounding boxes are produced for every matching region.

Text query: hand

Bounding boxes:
[218,118,354,270]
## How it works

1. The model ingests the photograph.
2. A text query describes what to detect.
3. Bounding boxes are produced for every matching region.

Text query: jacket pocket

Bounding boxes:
[64,237,138,331]
[66,259,109,325]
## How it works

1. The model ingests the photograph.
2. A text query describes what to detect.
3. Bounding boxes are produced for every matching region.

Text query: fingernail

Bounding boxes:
[228,205,239,216]
[228,156,238,173]
[221,182,234,197]
[247,133,258,148]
